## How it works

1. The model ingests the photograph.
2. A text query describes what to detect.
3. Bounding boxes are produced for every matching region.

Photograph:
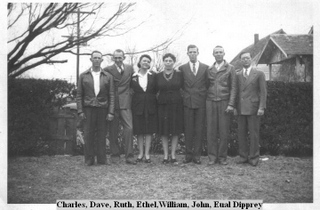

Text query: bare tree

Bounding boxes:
[7,3,176,78]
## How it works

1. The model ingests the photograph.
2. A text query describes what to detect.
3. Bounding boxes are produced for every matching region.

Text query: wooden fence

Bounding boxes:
[49,107,77,155]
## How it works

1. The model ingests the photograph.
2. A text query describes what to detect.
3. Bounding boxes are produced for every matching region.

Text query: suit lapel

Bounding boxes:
[243,68,257,89]
[119,64,130,84]
[186,62,205,86]
[187,64,197,80]
[239,70,246,91]
[109,64,122,81]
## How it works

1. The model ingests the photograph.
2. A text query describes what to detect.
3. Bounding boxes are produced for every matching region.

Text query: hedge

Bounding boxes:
[152,81,312,157]
[259,81,312,156]
[8,79,312,157]
[8,78,76,156]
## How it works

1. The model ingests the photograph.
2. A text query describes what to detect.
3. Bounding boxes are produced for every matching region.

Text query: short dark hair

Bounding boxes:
[91,50,103,57]
[187,44,198,52]
[239,51,251,59]
[213,45,224,53]
[162,53,176,62]
[113,49,125,57]
[137,54,152,68]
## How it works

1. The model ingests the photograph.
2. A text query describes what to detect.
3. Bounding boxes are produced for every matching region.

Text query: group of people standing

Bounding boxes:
[76,44,267,167]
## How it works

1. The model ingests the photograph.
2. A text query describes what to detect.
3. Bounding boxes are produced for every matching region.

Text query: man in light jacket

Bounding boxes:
[76,50,115,166]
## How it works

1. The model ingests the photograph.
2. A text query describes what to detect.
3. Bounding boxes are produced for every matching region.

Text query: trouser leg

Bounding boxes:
[206,101,218,162]
[193,106,205,160]
[237,115,248,161]
[184,107,194,160]
[248,115,260,165]
[218,100,230,161]
[96,108,108,163]
[120,109,134,159]
[109,110,120,157]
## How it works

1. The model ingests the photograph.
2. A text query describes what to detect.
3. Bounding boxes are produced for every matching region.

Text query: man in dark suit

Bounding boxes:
[235,51,267,166]
[179,44,209,164]
[103,49,136,165]
[76,50,115,166]
[206,46,236,166]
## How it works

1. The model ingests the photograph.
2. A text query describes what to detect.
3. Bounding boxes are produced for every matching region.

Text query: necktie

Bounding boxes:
[244,68,248,79]
[119,66,123,74]
[192,63,196,75]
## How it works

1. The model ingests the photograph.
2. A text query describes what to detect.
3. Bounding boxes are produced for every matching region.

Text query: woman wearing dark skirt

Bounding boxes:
[156,53,184,164]
[131,54,157,163]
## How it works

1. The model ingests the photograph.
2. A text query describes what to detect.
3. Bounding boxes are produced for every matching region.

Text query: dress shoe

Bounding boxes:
[249,159,259,166]
[171,158,177,164]
[85,159,94,166]
[144,158,151,163]
[219,160,228,165]
[162,159,169,164]
[126,159,137,165]
[193,159,201,164]
[207,161,216,166]
[136,157,143,163]
[236,158,248,164]
[111,156,120,164]
[183,159,192,164]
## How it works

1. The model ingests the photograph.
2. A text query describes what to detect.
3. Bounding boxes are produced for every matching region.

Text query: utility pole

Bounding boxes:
[62,9,95,86]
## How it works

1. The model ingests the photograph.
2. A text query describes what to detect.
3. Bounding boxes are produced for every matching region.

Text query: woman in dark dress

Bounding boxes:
[131,54,157,163]
[156,53,184,164]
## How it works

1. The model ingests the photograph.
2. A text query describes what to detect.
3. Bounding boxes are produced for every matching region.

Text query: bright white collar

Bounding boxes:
[133,70,152,77]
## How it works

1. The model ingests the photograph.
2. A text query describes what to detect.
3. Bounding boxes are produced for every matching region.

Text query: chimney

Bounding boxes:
[254,34,259,45]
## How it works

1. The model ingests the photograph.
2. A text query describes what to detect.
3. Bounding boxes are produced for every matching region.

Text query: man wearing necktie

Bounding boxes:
[179,44,209,164]
[76,50,115,166]
[206,46,236,166]
[103,49,136,165]
[235,51,267,166]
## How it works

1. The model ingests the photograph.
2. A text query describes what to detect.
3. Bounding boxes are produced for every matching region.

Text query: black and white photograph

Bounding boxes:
[2,0,319,210]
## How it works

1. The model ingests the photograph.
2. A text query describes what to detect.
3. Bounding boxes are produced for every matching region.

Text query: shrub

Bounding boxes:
[8,78,76,156]
[260,81,312,156]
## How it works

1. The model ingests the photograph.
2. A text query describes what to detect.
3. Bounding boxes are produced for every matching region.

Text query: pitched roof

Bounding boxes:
[269,34,313,56]
[230,29,286,70]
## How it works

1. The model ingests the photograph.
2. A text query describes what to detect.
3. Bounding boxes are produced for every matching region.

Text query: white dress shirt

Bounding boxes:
[116,64,124,74]
[189,61,199,75]
[91,68,101,96]
[243,66,252,78]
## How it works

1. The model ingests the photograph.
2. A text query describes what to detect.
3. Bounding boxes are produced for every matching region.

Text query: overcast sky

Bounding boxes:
[9,0,316,84]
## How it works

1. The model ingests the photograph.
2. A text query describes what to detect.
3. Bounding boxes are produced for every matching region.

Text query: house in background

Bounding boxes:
[257,31,313,82]
[230,29,286,80]
[231,27,313,82]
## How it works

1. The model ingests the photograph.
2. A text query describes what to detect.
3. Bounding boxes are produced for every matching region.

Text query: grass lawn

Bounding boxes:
[8,154,312,203]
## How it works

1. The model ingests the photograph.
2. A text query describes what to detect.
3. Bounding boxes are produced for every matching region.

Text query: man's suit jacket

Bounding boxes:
[103,64,134,110]
[76,68,115,115]
[179,62,209,108]
[235,67,267,115]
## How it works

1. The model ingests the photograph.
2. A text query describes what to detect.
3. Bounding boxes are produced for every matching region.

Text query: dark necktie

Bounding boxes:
[192,63,196,75]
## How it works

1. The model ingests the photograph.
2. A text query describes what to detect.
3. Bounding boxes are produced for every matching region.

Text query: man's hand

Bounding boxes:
[257,108,265,116]
[107,114,114,121]
[79,113,86,121]
[225,105,234,114]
